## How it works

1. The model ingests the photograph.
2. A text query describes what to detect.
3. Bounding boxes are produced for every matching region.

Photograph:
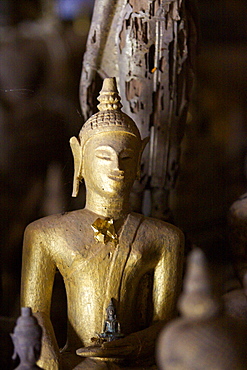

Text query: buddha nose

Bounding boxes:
[112,154,124,173]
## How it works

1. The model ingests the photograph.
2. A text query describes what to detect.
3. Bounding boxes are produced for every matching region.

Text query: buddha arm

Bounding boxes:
[152,227,184,323]
[100,227,185,360]
[21,223,60,369]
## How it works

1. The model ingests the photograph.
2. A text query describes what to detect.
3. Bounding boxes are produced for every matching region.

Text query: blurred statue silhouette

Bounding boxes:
[11,307,43,370]
[157,248,247,370]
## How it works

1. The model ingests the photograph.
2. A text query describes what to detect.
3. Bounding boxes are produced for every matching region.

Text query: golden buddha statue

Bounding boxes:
[21,78,184,369]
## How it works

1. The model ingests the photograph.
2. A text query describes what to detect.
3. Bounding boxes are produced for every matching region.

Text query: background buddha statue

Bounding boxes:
[221,193,247,322]
[11,307,43,370]
[21,77,184,369]
[157,248,247,370]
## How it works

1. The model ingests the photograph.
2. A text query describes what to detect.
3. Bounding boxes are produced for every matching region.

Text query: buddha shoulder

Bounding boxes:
[137,215,184,246]
[24,209,88,238]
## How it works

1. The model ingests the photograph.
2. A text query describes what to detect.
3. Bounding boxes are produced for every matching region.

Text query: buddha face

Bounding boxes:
[82,131,141,197]
[12,334,41,364]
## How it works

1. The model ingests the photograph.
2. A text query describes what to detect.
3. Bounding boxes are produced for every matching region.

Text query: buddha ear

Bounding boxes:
[10,334,17,360]
[137,136,149,180]
[141,136,149,154]
[70,136,83,197]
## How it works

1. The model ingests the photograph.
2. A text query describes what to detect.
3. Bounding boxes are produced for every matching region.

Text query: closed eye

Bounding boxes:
[121,156,132,160]
[95,146,114,160]
[96,154,111,160]
[120,150,134,160]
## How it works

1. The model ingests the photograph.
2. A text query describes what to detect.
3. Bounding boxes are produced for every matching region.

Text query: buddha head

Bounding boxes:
[11,307,42,366]
[106,299,116,321]
[70,77,148,198]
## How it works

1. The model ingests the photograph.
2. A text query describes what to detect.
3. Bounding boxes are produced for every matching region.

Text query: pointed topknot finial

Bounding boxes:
[178,248,221,320]
[97,77,122,111]
[106,299,115,313]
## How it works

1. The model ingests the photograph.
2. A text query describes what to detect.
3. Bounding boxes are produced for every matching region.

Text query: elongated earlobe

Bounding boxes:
[137,136,149,180]
[10,334,17,360]
[137,168,141,181]
[70,136,83,197]
[141,136,149,154]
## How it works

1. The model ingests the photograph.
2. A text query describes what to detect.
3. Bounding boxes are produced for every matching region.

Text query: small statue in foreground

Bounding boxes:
[77,299,125,359]
[11,307,43,370]
[21,77,184,369]
[99,299,124,342]
[157,248,247,369]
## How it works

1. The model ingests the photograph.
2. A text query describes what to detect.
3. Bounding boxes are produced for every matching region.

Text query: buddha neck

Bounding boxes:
[85,190,130,220]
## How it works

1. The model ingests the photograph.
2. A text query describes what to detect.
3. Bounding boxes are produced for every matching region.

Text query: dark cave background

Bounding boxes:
[0,0,247,368]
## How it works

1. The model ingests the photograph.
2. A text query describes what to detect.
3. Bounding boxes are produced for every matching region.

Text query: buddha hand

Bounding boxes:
[100,332,144,360]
